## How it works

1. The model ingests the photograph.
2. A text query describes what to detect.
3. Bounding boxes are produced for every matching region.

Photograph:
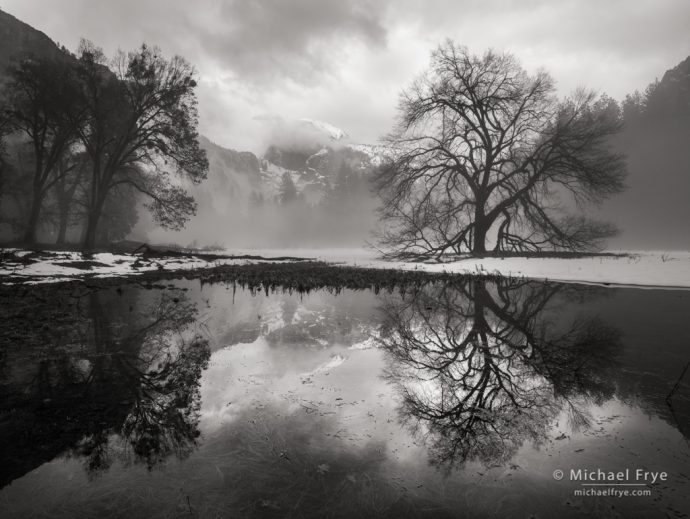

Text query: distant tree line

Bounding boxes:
[0,39,208,250]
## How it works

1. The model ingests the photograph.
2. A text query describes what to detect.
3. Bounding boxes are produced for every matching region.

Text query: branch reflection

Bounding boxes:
[380,278,621,467]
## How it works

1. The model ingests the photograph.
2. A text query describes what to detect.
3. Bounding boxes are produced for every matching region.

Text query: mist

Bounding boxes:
[131,120,381,250]
[1,2,689,253]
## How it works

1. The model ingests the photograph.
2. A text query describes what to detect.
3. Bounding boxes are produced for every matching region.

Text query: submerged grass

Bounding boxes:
[1,260,504,298]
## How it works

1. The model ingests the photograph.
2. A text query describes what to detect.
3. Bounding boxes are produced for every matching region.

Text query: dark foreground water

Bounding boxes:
[0,276,689,518]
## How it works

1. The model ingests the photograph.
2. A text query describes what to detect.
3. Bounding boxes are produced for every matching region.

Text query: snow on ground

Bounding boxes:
[0,249,280,285]
[1,247,689,289]
[224,248,690,289]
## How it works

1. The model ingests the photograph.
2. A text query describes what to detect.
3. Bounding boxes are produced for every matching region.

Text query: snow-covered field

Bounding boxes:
[1,247,689,289]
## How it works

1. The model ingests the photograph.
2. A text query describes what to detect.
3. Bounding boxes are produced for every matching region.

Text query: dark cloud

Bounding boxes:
[202,0,388,84]
[1,0,387,86]
[2,0,688,145]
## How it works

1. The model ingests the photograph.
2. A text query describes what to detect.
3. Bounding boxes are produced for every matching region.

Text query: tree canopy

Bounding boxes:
[0,38,208,249]
[75,40,208,249]
[376,41,627,257]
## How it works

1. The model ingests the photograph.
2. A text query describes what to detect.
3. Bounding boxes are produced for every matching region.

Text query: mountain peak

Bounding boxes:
[297,119,348,141]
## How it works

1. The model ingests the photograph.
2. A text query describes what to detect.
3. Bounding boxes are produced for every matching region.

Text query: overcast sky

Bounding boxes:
[2,0,688,152]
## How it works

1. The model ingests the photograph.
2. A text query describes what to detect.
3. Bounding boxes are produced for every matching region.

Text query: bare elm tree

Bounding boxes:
[376,41,627,258]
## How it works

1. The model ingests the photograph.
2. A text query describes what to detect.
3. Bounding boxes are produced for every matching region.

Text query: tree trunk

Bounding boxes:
[470,198,490,255]
[83,210,100,251]
[472,217,488,255]
[54,162,84,246]
[83,196,105,251]
[472,228,487,254]
[56,206,69,245]
[23,190,43,245]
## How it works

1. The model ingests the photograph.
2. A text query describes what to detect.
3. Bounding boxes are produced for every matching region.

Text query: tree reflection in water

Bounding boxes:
[0,286,210,485]
[379,278,621,467]
[78,290,210,473]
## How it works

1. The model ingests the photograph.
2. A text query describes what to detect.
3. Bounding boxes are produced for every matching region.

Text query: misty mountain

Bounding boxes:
[645,55,690,118]
[194,121,381,208]
[143,124,381,247]
[196,135,261,202]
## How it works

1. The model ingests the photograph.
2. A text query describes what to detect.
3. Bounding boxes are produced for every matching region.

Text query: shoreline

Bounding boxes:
[2,247,689,290]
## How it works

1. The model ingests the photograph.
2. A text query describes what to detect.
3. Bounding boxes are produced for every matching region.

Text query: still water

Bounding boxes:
[0,276,689,518]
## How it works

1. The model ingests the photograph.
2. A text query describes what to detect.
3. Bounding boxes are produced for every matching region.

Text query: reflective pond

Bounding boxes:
[0,276,689,518]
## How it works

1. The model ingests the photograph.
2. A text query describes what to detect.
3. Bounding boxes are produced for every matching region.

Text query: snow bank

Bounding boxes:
[0,249,277,285]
